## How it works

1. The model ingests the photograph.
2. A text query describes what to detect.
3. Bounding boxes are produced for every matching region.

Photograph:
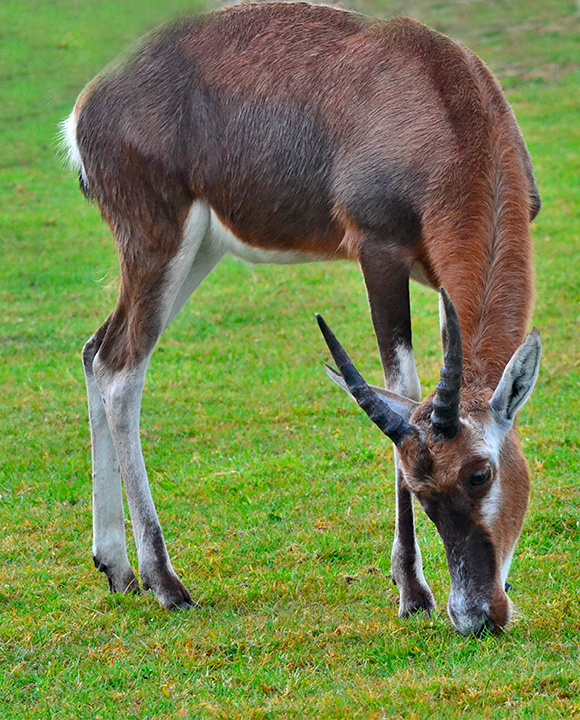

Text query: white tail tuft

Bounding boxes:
[58,110,83,173]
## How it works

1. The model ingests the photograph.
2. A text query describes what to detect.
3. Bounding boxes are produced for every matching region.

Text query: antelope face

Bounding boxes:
[317,289,541,636]
[396,404,530,635]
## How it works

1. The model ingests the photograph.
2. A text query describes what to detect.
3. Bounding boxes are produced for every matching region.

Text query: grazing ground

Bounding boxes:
[1,0,579,717]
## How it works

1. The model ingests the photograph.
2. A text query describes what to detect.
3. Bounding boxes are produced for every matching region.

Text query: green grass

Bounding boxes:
[1,0,580,717]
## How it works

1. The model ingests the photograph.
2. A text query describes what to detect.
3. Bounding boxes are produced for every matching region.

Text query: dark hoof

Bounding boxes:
[505,581,513,593]
[142,569,200,611]
[398,583,437,619]
[93,555,141,595]
[163,580,198,612]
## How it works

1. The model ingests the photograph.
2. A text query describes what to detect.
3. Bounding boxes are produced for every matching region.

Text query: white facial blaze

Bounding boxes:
[460,415,509,532]
[483,418,507,464]
[445,414,515,635]
[479,477,502,530]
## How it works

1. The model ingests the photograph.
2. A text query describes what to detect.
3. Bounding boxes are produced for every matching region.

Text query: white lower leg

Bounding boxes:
[382,342,434,613]
[391,462,436,617]
[84,341,137,593]
[95,357,192,609]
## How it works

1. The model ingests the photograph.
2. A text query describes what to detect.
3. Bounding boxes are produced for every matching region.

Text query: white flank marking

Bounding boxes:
[160,202,212,329]
[210,209,314,266]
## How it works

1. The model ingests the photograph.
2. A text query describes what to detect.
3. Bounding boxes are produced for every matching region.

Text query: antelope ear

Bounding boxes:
[489,329,541,428]
[324,365,419,422]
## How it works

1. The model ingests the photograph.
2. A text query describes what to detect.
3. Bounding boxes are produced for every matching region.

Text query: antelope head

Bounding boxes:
[317,290,541,636]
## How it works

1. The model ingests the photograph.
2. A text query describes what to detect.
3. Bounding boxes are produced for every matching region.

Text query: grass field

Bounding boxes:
[1,0,580,717]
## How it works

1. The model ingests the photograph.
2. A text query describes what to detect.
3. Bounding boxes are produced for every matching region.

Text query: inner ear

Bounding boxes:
[324,365,419,422]
[489,328,541,426]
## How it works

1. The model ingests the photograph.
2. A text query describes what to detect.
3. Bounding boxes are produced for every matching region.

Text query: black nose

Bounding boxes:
[472,614,499,637]
[448,606,504,637]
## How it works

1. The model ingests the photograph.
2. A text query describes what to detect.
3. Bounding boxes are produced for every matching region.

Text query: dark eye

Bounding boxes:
[470,468,492,487]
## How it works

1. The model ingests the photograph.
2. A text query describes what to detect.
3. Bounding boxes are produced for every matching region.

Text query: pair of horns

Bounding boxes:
[317,288,463,445]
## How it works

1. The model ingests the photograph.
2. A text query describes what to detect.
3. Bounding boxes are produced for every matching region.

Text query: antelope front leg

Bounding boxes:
[359,239,436,618]
[391,462,436,617]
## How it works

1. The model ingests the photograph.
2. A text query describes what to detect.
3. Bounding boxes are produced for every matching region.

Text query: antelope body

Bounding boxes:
[63,2,541,635]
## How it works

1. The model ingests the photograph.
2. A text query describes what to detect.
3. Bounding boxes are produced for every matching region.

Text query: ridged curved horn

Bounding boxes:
[430,288,463,440]
[316,314,412,445]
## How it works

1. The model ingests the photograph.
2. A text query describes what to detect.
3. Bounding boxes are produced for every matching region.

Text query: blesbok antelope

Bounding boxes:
[62,2,541,634]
